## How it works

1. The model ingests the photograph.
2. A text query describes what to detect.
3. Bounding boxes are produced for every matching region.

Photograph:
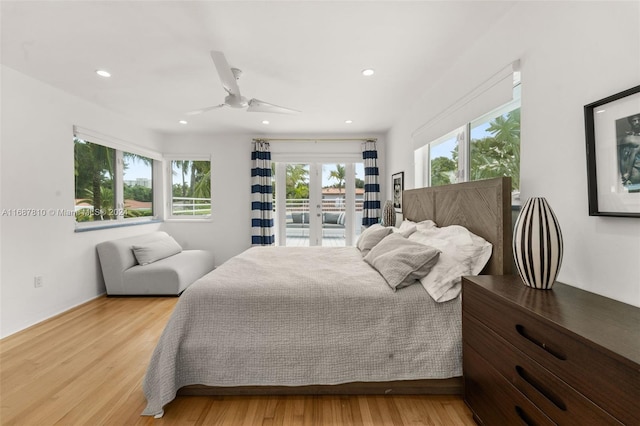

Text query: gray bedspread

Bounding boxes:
[142,246,462,416]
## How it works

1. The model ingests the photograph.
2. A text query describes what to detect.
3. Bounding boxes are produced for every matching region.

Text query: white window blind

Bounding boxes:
[72,125,162,160]
[413,60,520,149]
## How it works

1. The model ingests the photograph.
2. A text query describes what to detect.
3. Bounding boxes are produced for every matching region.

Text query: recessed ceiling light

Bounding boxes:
[345,120,353,124]
[361,69,375,77]
[179,120,188,125]
[262,120,270,125]
[96,69,111,78]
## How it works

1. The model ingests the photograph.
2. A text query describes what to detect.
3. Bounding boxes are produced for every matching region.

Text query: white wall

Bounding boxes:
[0,65,163,337]
[386,1,640,306]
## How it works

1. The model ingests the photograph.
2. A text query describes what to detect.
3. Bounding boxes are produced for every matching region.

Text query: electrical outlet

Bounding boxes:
[34,276,43,288]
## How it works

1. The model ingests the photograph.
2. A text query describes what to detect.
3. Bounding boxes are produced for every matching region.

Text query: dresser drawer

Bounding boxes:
[463,312,621,425]
[463,281,639,425]
[464,344,554,426]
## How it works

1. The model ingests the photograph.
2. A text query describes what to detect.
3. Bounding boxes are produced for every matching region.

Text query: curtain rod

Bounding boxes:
[253,137,377,142]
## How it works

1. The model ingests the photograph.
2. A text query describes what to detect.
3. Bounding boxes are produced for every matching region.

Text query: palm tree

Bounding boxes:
[173,161,191,197]
[286,164,309,199]
[328,164,346,195]
[74,139,114,220]
[77,186,115,221]
[192,161,211,199]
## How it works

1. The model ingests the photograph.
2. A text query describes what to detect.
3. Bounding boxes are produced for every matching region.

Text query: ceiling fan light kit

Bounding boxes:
[186,51,300,116]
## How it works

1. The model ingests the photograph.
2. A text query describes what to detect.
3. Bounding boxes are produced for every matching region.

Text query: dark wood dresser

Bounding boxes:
[462,275,640,425]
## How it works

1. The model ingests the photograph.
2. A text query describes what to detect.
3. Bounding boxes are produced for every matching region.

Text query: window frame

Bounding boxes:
[165,155,212,222]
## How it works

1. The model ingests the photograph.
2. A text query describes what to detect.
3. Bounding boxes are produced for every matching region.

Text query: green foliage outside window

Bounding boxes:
[285,164,309,199]
[75,139,156,222]
[171,160,211,216]
[74,138,115,222]
[470,108,520,191]
[430,156,457,187]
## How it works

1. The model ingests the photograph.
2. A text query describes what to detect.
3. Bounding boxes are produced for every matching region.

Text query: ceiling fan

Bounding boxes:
[186,51,300,116]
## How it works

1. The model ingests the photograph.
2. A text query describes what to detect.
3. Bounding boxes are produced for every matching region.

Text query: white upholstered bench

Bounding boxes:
[96,231,215,296]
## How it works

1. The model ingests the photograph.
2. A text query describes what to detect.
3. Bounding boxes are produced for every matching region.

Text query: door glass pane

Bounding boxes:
[322,163,346,247]
[285,164,310,246]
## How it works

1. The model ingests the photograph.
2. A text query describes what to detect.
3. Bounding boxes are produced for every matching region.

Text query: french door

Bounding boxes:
[274,162,364,246]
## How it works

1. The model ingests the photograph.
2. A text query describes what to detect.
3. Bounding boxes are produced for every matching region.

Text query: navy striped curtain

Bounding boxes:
[362,140,380,227]
[251,140,274,245]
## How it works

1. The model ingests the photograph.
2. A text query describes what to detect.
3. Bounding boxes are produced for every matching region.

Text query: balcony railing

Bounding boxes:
[283,198,363,212]
[172,197,211,216]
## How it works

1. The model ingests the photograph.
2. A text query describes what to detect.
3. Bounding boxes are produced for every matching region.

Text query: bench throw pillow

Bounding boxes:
[132,235,183,266]
[363,233,441,291]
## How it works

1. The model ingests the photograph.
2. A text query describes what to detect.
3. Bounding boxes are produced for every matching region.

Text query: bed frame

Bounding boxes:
[179,177,513,397]
[403,176,513,276]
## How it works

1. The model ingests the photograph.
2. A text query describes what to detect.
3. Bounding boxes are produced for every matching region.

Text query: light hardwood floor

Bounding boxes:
[0,296,475,425]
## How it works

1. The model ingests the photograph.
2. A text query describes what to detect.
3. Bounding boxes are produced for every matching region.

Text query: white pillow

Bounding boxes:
[408,225,492,302]
[394,220,417,237]
[400,219,437,232]
[416,219,437,232]
[356,224,393,256]
[132,235,183,266]
[364,233,440,291]
[391,225,416,238]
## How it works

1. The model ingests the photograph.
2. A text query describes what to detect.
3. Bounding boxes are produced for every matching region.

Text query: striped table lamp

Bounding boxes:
[513,197,563,289]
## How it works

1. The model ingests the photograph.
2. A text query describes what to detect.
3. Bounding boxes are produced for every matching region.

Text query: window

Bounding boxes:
[74,138,156,225]
[168,159,211,218]
[415,79,521,194]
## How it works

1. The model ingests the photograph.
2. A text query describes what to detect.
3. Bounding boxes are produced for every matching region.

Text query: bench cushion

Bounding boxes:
[123,250,215,295]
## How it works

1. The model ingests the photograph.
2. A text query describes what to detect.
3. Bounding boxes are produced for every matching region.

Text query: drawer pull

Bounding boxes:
[515,324,567,360]
[514,406,536,425]
[516,365,567,411]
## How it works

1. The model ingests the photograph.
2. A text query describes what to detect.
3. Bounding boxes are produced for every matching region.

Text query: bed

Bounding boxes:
[142,177,513,417]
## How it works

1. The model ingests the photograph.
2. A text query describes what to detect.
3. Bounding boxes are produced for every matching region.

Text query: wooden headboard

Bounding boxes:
[402,177,513,275]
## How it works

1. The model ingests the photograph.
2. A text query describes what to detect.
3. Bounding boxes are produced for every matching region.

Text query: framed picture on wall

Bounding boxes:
[392,172,404,212]
[585,85,640,217]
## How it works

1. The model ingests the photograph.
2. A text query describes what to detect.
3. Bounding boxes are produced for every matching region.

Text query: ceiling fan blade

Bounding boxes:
[185,104,226,115]
[247,99,300,115]
[210,51,241,97]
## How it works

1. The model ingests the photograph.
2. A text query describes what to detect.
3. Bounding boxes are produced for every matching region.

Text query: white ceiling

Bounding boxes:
[1,1,515,136]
